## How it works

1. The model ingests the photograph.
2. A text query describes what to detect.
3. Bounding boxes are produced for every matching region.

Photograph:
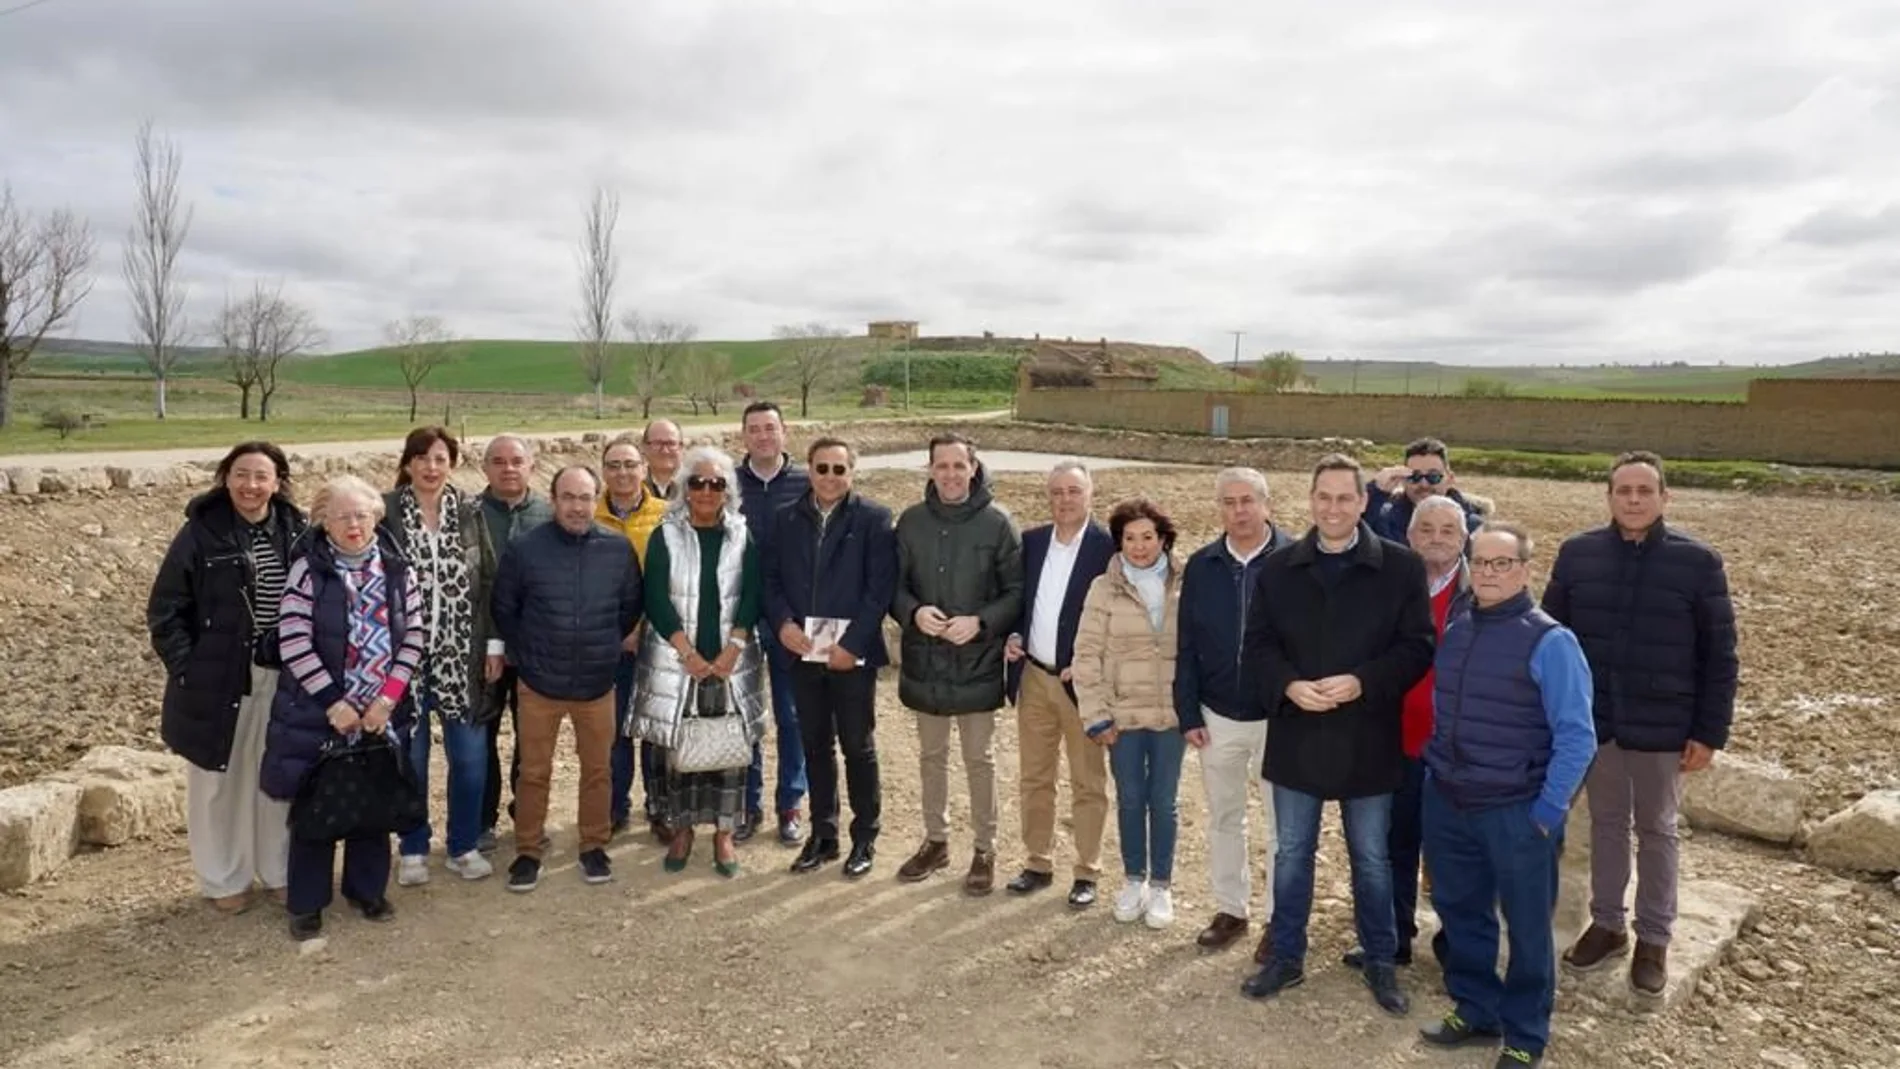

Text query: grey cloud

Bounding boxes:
[1493,208,1731,294]
[1584,148,1804,194]
[1785,205,1900,247]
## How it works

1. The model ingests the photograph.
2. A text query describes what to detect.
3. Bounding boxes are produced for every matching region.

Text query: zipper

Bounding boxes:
[1448,615,1483,773]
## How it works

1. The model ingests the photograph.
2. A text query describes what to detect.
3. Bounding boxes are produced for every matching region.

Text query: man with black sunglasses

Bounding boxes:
[1365,438,1484,543]
[763,438,897,878]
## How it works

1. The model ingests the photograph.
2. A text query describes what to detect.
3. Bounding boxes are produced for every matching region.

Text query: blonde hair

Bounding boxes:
[312,474,385,528]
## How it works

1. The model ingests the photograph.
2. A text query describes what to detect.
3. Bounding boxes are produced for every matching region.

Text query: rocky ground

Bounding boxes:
[1,459,1897,1068]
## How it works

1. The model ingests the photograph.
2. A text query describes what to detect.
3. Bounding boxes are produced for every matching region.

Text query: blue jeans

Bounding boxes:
[1424,778,1561,1056]
[609,652,667,825]
[398,699,490,859]
[1269,786,1397,967]
[1109,729,1186,883]
[745,628,808,817]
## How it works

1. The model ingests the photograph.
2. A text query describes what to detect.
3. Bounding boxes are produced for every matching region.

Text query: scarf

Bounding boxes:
[1126,555,1170,632]
[399,485,475,722]
[331,542,395,710]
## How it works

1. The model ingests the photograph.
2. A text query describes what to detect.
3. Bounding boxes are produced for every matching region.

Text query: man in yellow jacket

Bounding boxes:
[595,435,670,838]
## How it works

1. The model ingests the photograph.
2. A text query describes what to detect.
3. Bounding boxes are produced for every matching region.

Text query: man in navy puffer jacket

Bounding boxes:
[1418,522,1595,1069]
[1541,450,1737,1000]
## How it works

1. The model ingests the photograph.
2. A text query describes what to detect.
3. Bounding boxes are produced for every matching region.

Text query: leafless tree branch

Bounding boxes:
[384,314,460,420]
[575,186,620,419]
[122,119,194,419]
[0,183,95,428]
[623,311,697,420]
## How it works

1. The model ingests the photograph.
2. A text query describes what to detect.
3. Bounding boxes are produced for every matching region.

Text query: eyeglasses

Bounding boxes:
[812,463,850,476]
[1471,555,1527,574]
[331,511,376,527]
[1405,471,1447,485]
[687,476,728,492]
[603,460,645,472]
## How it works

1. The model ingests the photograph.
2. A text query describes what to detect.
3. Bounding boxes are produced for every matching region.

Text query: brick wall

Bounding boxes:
[1016,381,1900,468]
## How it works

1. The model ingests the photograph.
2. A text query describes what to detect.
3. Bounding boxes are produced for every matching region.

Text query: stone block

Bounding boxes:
[6,466,41,494]
[1805,790,1900,874]
[50,746,189,847]
[40,468,110,494]
[1563,879,1759,1012]
[0,781,83,890]
[1681,753,1806,844]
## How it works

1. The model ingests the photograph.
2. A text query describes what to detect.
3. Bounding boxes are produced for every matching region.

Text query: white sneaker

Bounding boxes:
[445,850,493,881]
[1144,886,1175,929]
[397,855,430,887]
[1113,880,1149,923]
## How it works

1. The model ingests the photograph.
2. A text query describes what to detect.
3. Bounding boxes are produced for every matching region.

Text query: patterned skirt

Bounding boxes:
[663,755,747,832]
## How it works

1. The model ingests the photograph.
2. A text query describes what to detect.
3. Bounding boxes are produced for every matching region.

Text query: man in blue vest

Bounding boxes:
[1418,521,1596,1069]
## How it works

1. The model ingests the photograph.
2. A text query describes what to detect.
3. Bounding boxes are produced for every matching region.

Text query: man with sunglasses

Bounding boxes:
[1365,438,1484,543]
[736,401,812,845]
[763,438,897,878]
[1417,522,1595,1069]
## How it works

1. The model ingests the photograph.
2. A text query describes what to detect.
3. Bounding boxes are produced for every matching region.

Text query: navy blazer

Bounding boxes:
[763,491,899,668]
[1006,522,1116,704]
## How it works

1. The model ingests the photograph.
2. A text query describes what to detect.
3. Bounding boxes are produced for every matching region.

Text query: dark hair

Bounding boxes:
[741,401,783,426]
[394,426,461,486]
[1609,449,1666,490]
[807,436,856,465]
[215,441,292,497]
[928,431,977,465]
[1404,437,1450,465]
[1310,452,1365,491]
[1109,497,1177,554]
[602,433,644,461]
[550,464,601,498]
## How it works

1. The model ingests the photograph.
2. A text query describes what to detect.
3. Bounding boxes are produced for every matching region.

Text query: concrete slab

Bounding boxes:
[1563,879,1760,1012]
[0,781,83,890]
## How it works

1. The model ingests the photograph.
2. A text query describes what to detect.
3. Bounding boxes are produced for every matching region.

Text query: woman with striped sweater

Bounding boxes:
[263,475,429,941]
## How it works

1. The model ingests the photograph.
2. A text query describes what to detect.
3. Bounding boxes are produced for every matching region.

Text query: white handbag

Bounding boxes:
[669,678,751,773]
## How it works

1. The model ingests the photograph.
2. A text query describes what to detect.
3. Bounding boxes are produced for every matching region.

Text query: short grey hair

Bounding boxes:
[1475,519,1534,559]
[1214,467,1270,503]
[312,474,384,528]
[672,446,740,516]
[1409,494,1469,533]
[1047,457,1092,489]
[483,433,535,462]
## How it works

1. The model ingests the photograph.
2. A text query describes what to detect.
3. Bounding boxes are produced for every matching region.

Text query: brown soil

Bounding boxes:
[1,465,1896,1068]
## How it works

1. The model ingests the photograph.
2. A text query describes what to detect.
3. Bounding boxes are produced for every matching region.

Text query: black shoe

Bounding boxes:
[1432,929,1449,967]
[506,856,541,893]
[610,815,630,836]
[842,841,875,880]
[288,912,323,941]
[1240,958,1305,1000]
[733,810,764,843]
[1365,962,1410,1017]
[778,811,804,846]
[1342,945,1414,969]
[579,849,612,885]
[348,897,396,923]
[1419,1011,1503,1048]
[1495,1047,1544,1068]
[1067,880,1098,909]
[1006,869,1055,895]
[792,838,841,873]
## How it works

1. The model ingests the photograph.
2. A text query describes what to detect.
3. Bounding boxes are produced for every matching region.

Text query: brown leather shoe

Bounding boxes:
[1196,912,1249,951]
[964,850,996,896]
[897,840,950,883]
[1630,940,1668,998]
[1253,929,1273,965]
[1562,924,1630,973]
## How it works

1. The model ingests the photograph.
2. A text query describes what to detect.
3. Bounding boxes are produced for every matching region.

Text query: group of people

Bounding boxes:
[148,412,1735,1069]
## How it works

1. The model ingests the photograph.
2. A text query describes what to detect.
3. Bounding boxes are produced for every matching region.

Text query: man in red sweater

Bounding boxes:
[1344,494,1470,969]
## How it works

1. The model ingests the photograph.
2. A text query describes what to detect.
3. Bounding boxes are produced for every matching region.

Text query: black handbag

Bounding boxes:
[290,731,427,841]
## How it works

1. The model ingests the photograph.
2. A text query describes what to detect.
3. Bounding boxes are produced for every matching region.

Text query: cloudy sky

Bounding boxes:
[3,0,1899,364]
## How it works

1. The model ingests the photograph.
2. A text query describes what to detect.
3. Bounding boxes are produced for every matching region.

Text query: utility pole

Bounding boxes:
[1229,331,1244,385]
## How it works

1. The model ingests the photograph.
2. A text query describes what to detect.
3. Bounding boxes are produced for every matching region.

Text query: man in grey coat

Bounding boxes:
[891,432,1024,896]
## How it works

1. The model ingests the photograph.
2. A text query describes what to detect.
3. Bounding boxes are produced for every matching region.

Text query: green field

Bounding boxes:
[277,339,802,394]
[1292,354,1900,400]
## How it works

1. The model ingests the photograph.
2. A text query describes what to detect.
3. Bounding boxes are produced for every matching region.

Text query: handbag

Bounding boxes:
[669,677,751,774]
[289,731,428,841]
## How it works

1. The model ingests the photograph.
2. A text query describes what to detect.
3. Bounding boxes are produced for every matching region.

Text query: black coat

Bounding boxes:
[147,489,307,772]
[1005,522,1116,704]
[763,490,899,668]
[891,469,1024,714]
[1244,524,1436,799]
[1541,520,1738,752]
[491,521,644,702]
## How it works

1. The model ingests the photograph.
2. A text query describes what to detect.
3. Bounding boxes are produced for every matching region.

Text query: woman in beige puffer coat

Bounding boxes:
[1071,498,1185,930]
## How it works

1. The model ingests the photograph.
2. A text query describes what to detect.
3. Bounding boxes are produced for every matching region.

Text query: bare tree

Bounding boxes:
[384,314,459,420]
[772,322,852,417]
[680,349,736,416]
[0,184,95,429]
[574,186,620,419]
[212,282,322,422]
[623,312,697,419]
[123,120,194,419]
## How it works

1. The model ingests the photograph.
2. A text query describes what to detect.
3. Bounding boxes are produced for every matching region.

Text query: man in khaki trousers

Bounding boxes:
[1003,461,1117,908]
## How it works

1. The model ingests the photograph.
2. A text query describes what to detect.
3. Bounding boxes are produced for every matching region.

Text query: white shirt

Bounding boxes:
[1225,534,1271,566]
[1026,527,1084,665]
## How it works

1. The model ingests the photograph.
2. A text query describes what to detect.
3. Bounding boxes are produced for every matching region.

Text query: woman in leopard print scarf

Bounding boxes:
[385,428,494,883]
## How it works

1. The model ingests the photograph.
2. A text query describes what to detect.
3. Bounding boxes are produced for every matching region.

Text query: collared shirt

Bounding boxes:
[1225,534,1272,566]
[645,476,678,503]
[1027,526,1084,665]
[1429,565,1463,598]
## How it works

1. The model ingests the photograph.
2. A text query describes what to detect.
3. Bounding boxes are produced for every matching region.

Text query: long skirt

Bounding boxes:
[664,755,747,833]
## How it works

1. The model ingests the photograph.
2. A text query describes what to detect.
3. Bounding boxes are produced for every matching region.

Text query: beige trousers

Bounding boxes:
[916,711,999,854]
[186,664,291,898]
[1016,667,1108,878]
